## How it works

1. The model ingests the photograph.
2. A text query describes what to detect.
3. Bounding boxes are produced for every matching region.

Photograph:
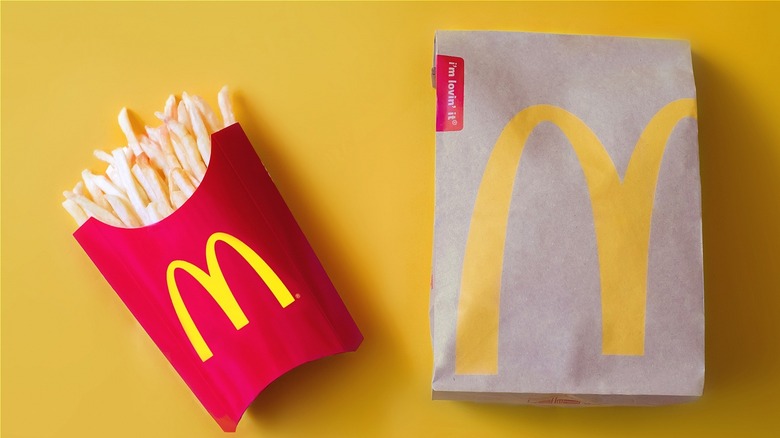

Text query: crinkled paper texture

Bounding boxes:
[431,30,704,405]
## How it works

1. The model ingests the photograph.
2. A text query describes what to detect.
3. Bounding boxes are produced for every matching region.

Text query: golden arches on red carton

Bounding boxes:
[167,231,296,362]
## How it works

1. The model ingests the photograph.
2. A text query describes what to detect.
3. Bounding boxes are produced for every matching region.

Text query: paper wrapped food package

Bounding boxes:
[65,90,362,430]
[430,31,704,405]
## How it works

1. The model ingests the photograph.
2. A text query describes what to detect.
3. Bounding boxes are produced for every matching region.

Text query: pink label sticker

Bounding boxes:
[436,55,464,132]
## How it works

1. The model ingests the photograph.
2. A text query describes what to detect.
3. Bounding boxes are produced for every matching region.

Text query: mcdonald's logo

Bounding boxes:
[455,98,698,374]
[167,232,296,362]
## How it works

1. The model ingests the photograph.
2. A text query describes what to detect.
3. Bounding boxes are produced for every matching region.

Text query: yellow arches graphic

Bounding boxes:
[455,99,697,374]
[167,232,295,362]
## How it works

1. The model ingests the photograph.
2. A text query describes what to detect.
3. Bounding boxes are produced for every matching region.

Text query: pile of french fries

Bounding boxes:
[63,87,236,227]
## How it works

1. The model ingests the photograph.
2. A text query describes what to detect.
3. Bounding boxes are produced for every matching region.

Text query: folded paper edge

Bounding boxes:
[431,390,701,406]
[222,342,363,432]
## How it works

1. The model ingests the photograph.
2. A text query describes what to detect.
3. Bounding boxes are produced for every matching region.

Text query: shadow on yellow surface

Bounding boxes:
[2,2,780,437]
[695,53,780,395]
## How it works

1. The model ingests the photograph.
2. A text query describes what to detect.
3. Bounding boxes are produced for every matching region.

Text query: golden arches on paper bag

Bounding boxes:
[455,99,698,375]
[167,232,295,362]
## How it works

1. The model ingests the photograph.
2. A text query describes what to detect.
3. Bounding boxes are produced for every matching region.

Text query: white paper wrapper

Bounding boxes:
[430,30,704,405]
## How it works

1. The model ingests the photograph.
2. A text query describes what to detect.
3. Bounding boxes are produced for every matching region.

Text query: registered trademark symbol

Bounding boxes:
[295,294,301,299]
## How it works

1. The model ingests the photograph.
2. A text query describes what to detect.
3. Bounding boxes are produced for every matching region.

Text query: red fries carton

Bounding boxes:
[74,123,362,431]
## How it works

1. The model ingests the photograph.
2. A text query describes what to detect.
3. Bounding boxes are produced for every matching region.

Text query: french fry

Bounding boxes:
[192,95,221,133]
[163,94,177,121]
[170,167,196,197]
[131,164,157,202]
[123,146,134,160]
[94,150,114,166]
[81,170,111,209]
[105,165,119,186]
[177,100,192,134]
[118,108,143,156]
[65,191,125,228]
[133,153,170,208]
[160,125,184,173]
[73,181,89,198]
[147,125,182,174]
[168,130,197,181]
[151,200,174,219]
[111,148,151,224]
[167,120,206,182]
[139,134,168,175]
[91,172,126,199]
[63,88,234,228]
[145,203,163,223]
[105,194,143,228]
[170,190,187,210]
[182,92,211,164]
[218,86,235,127]
[167,168,189,209]
[62,198,88,226]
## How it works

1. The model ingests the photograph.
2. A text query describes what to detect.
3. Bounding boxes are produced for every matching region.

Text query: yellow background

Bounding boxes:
[2,2,779,437]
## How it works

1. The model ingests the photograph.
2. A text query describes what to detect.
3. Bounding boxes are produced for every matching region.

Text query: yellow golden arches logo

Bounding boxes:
[455,98,698,375]
[166,232,296,362]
